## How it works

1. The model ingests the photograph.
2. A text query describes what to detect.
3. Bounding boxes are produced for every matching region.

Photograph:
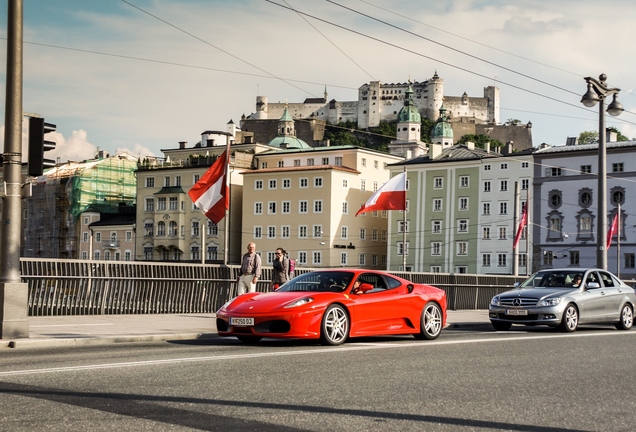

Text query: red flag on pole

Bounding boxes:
[188,150,229,224]
[513,202,527,249]
[355,172,406,216]
[606,213,619,249]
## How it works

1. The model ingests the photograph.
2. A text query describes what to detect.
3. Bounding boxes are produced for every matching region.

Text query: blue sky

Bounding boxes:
[1,0,635,162]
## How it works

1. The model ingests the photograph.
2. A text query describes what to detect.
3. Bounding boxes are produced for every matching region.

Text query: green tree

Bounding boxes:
[457,134,503,149]
[578,131,598,145]
[506,118,523,125]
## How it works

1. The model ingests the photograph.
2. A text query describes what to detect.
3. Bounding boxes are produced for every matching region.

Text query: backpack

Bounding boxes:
[288,259,296,277]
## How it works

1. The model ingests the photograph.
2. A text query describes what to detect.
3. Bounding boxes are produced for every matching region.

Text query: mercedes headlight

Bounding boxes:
[491,296,501,306]
[537,298,562,307]
[285,297,314,308]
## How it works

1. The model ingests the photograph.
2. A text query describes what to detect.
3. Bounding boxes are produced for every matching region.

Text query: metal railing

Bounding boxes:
[24,258,627,316]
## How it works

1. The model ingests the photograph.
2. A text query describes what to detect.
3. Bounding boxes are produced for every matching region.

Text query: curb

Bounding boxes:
[3,332,219,350]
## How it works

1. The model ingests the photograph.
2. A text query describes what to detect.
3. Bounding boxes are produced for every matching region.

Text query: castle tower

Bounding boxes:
[427,71,444,120]
[255,96,268,120]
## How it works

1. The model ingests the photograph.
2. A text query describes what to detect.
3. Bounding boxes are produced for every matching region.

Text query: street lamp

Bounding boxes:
[580,73,623,270]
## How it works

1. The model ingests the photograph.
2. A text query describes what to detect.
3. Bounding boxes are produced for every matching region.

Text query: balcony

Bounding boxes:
[102,240,120,249]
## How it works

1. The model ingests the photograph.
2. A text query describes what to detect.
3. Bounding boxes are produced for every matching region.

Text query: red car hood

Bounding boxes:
[224,291,333,313]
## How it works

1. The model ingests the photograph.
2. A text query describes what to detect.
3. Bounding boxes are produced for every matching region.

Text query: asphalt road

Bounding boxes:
[1,325,636,431]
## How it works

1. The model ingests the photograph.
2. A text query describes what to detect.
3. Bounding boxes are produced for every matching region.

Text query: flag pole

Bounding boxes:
[617,202,621,277]
[513,181,520,276]
[224,136,231,266]
[402,168,407,271]
[525,188,531,276]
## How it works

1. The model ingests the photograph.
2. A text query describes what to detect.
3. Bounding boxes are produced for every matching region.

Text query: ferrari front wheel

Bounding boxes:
[414,302,443,340]
[320,304,349,346]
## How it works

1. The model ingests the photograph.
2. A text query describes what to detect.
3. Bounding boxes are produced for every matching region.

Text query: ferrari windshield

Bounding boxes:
[520,270,585,288]
[277,271,355,293]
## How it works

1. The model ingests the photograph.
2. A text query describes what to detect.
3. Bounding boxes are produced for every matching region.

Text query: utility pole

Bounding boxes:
[1,0,29,338]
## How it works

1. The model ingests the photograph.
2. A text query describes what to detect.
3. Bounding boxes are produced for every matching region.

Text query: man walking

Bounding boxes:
[237,242,261,295]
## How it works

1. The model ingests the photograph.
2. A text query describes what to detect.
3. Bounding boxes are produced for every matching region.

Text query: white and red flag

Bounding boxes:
[606,213,619,249]
[513,201,527,249]
[188,150,229,224]
[355,171,406,216]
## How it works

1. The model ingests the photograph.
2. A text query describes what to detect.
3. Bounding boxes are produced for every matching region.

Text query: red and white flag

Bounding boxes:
[513,202,527,249]
[606,213,619,249]
[355,172,406,216]
[188,150,229,224]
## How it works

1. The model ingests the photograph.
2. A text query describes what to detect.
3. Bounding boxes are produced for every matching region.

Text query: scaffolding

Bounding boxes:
[23,154,138,258]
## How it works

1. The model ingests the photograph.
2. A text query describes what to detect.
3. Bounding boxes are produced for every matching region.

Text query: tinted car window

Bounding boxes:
[386,276,402,289]
[599,271,615,287]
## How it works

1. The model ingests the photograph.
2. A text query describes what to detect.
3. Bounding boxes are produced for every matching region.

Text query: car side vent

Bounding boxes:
[407,284,414,293]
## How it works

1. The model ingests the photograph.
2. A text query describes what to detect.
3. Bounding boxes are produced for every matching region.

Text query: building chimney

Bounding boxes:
[430,142,443,159]
[466,141,475,150]
[485,141,491,153]
[179,141,187,149]
[606,128,617,143]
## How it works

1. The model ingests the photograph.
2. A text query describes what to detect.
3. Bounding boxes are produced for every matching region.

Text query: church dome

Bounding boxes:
[397,83,421,123]
[268,136,311,149]
[431,104,453,139]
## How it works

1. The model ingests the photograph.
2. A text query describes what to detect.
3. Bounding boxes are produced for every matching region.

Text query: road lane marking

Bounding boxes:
[2,330,635,377]
[29,324,115,328]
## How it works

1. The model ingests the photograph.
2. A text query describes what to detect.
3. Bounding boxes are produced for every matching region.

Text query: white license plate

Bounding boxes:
[230,317,254,326]
[506,309,528,316]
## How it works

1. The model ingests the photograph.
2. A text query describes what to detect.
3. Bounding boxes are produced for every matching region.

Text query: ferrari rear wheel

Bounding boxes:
[320,304,349,346]
[236,335,262,344]
[414,302,443,340]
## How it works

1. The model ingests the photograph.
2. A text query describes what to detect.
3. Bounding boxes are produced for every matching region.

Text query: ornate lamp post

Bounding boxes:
[580,74,623,270]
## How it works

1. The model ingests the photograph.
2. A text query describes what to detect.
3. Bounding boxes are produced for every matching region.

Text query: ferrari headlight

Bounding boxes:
[219,297,237,311]
[537,297,562,307]
[491,295,501,306]
[285,297,314,308]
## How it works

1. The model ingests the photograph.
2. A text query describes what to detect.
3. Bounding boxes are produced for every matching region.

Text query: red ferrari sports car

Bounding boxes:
[216,269,447,345]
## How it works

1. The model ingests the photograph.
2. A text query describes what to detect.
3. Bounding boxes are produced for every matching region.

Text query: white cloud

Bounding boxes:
[115,143,156,159]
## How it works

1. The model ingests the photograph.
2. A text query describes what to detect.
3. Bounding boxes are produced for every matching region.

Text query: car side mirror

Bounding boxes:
[586,282,600,289]
[514,282,520,288]
[355,283,374,294]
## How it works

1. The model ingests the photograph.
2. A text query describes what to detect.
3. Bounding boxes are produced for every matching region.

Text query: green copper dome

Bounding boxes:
[268,136,311,149]
[397,83,421,123]
[431,104,453,139]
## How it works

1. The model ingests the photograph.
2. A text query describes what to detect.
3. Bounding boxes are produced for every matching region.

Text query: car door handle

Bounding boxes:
[600,291,606,295]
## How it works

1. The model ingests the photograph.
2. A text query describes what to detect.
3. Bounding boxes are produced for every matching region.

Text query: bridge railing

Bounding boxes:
[23,258,626,316]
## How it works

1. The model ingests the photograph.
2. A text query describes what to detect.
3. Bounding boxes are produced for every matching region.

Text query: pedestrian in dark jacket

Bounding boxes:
[270,247,289,291]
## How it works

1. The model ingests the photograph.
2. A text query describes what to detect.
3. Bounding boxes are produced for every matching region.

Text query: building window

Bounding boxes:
[322,157,329,165]
[519,254,527,267]
[261,162,267,169]
[145,198,154,212]
[483,254,491,267]
[307,159,314,166]
[157,222,165,236]
[397,242,409,256]
[268,226,276,239]
[515,180,527,192]
[83,232,89,243]
[190,245,200,261]
[169,197,178,210]
[570,251,580,266]
[360,228,366,240]
[191,221,200,237]
[300,178,308,188]
[612,163,624,172]
[612,189,625,205]
[458,219,468,233]
[342,179,348,188]
[298,251,307,264]
[483,202,491,215]
[268,201,276,215]
[372,254,378,267]
[299,201,308,213]
[254,226,262,239]
[126,231,132,242]
[521,162,529,168]
[314,177,323,187]
[341,226,348,239]
[484,164,491,171]
[372,229,378,241]
[457,242,468,256]
[282,179,291,189]
[282,225,290,239]
[312,251,322,265]
[431,266,441,273]
[342,201,348,214]
[169,221,178,236]
[157,197,166,211]
[294,159,301,167]
[432,220,441,234]
[299,225,307,238]
[500,163,508,170]
[278,161,284,168]
[581,165,592,174]
[459,198,468,210]
[433,198,442,211]
[335,157,342,166]
[254,202,263,215]
[95,232,101,242]
[499,227,507,240]
[500,180,508,192]
[268,179,277,190]
[625,253,635,269]
[499,202,508,215]
[483,181,491,192]
[549,167,562,177]
[431,242,441,256]
[460,176,469,188]
[339,252,348,266]
[144,222,153,237]
[145,177,155,188]
[313,225,322,238]
[313,200,323,213]
[483,227,490,239]
[398,221,409,233]
[175,175,181,187]
[434,177,443,189]
[381,230,387,242]
[361,158,366,167]
[360,180,366,191]
[498,254,507,267]
[282,201,291,214]
[143,246,152,260]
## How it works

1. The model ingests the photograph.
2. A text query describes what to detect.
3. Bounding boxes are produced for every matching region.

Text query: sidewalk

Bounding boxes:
[1,310,490,349]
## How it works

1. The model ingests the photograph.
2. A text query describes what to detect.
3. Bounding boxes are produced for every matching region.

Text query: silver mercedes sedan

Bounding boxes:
[489,268,635,332]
